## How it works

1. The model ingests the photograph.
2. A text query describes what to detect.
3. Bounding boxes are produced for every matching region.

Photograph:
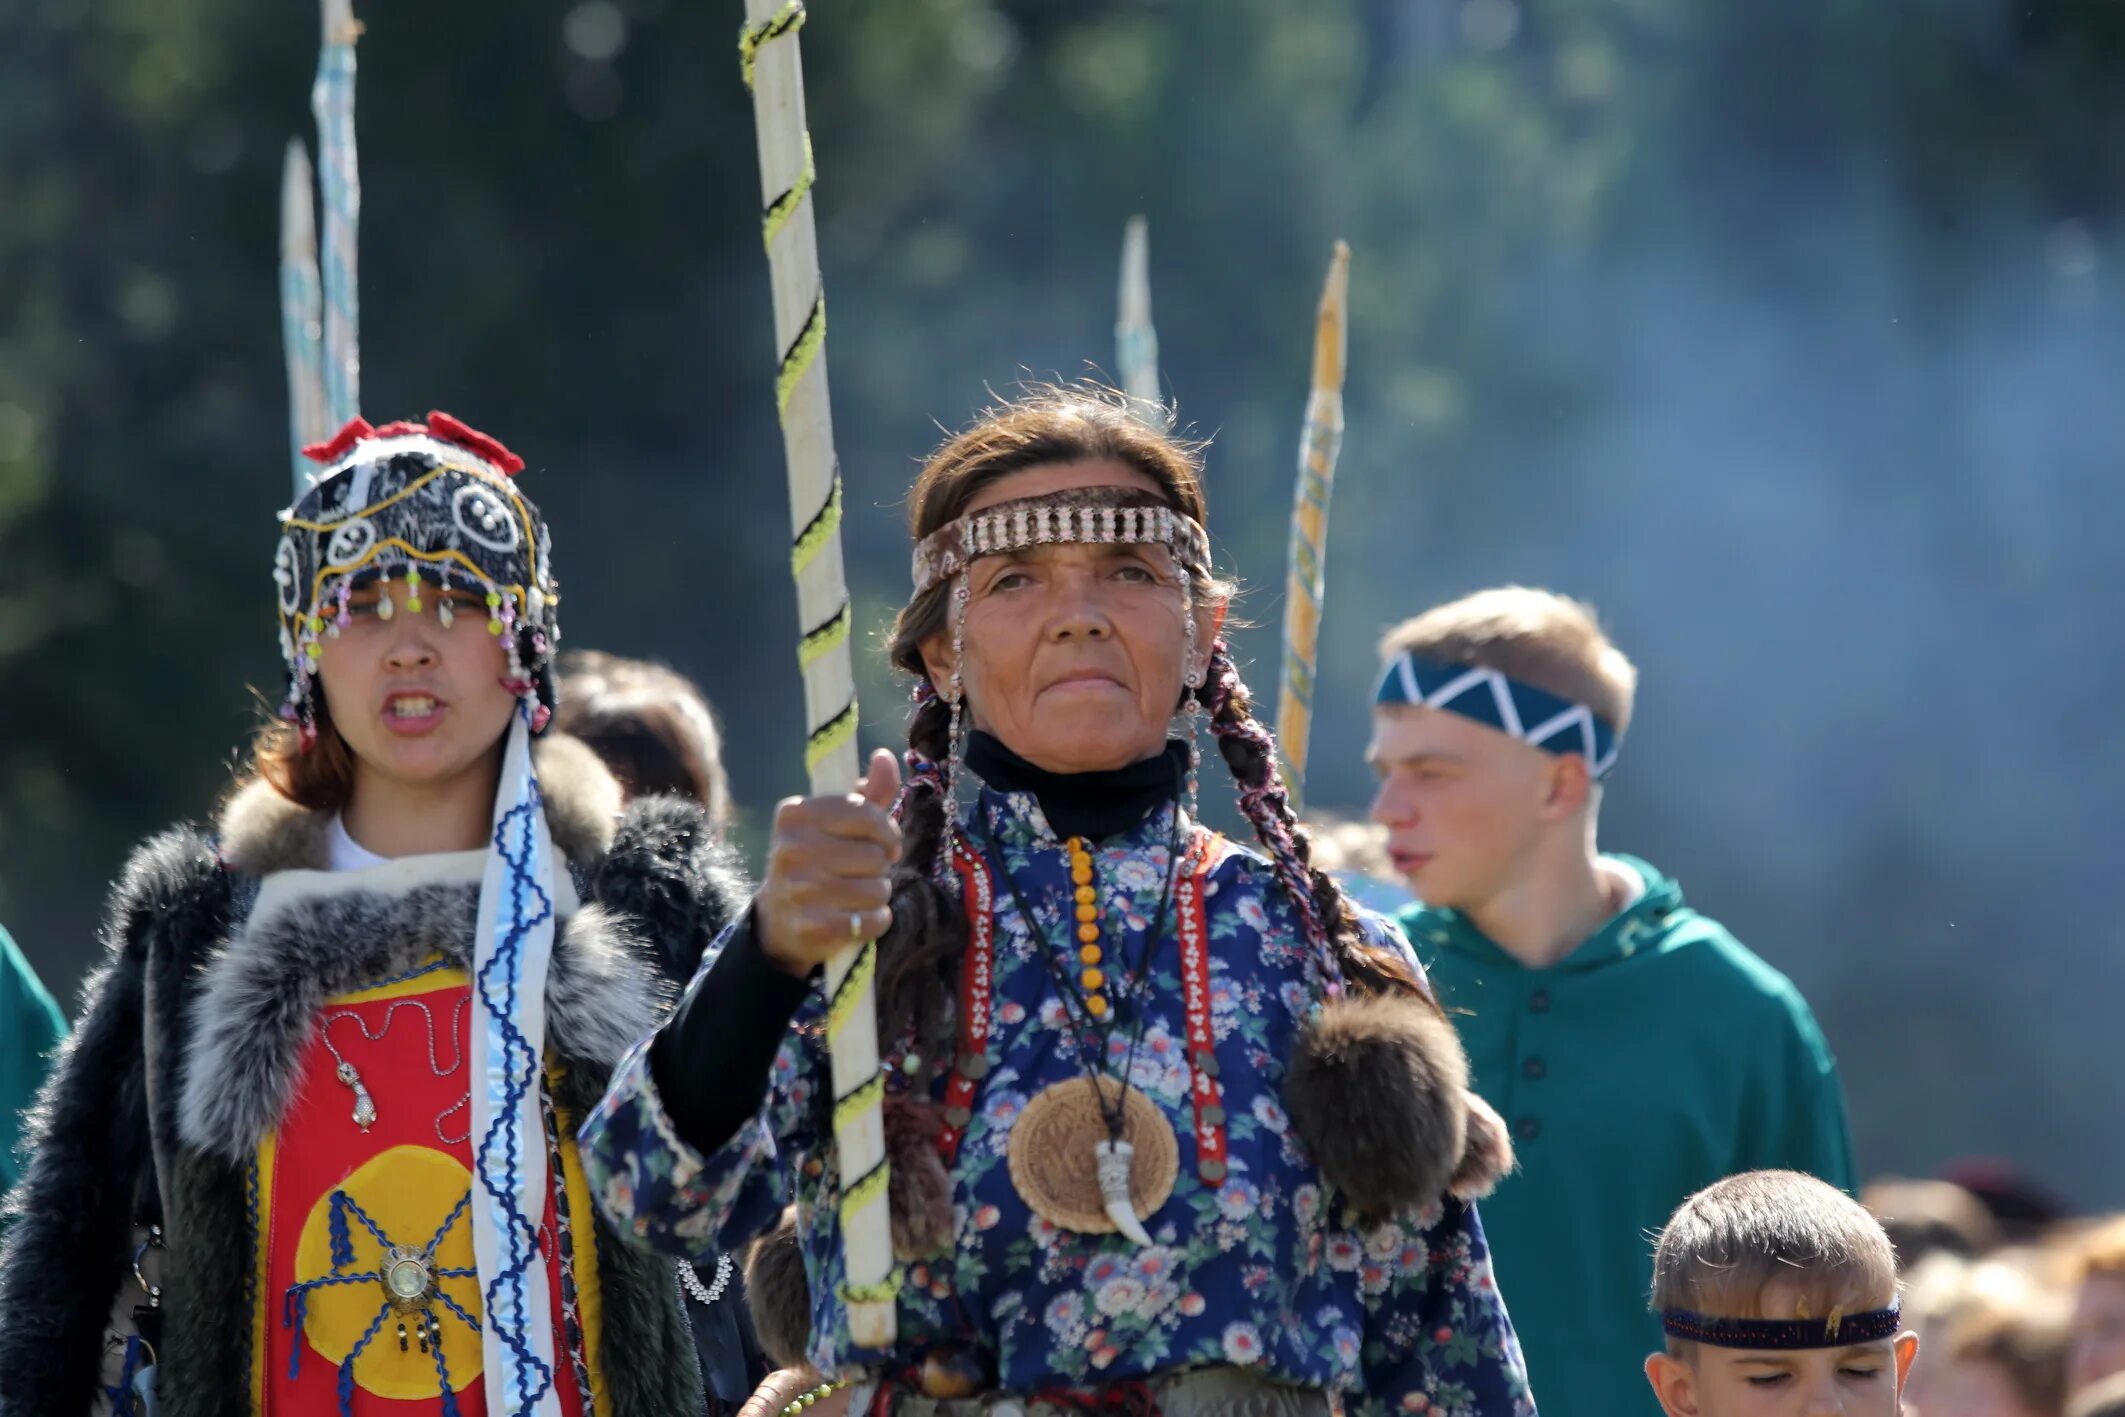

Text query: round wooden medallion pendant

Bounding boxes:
[1006,1075,1179,1235]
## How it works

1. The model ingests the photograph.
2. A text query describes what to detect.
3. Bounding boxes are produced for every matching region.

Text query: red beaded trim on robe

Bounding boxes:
[937,829,1227,1186]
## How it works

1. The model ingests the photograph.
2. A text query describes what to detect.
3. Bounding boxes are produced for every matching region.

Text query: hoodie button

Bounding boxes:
[1515,1116,1541,1142]
[1528,989,1551,1014]
[1523,1056,1547,1081]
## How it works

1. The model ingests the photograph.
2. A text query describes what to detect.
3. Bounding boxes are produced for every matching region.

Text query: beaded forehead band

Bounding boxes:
[1661,1305,1902,1350]
[910,485,1211,596]
[1375,649,1622,779]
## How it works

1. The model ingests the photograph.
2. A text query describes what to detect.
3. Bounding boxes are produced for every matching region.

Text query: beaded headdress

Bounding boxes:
[274,412,560,749]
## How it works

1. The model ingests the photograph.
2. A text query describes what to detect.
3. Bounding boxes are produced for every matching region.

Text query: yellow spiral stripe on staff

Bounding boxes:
[836,1260,902,1307]
[803,701,858,778]
[798,603,853,669]
[775,296,827,419]
[832,1072,886,1136]
[839,1162,892,1230]
[740,0,806,90]
[823,937,877,1043]
[789,469,841,574]
[763,135,816,250]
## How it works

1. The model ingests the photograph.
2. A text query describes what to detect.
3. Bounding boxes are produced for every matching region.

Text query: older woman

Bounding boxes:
[581,388,1533,1416]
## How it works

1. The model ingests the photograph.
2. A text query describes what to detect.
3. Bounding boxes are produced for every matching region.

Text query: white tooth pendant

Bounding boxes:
[377,589,395,621]
[336,1060,377,1130]
[437,595,454,629]
[1094,1138,1153,1247]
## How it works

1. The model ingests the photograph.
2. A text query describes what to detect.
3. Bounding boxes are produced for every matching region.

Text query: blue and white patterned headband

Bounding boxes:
[1374,650,1622,779]
[1662,1304,1902,1349]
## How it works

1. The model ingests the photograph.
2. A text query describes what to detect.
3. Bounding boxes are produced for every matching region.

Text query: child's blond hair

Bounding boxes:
[1653,1171,1898,1344]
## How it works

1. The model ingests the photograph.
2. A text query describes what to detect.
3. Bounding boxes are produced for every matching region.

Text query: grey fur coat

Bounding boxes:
[0,735,749,1416]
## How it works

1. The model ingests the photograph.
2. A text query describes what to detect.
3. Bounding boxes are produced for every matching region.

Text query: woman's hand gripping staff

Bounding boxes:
[757,749,903,978]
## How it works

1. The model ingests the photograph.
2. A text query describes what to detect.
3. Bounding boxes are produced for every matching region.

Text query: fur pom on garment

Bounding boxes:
[884,1093,955,1261]
[744,1206,814,1371]
[1449,1089,1515,1201]
[1283,993,1472,1219]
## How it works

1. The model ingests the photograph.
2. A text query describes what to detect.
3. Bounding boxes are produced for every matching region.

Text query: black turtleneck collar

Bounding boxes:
[963,731,1188,841]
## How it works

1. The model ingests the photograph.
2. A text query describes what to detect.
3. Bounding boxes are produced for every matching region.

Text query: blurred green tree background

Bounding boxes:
[4,0,2121,1200]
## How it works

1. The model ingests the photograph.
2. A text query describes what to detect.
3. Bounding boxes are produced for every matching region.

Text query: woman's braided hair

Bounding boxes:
[878,384,1428,1056]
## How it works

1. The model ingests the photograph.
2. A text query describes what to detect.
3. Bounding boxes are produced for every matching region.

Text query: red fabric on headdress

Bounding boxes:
[297,412,525,476]
[300,416,377,465]
[427,411,526,475]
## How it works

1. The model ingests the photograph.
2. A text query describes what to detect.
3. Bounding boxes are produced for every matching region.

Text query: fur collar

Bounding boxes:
[216,731,623,876]
[179,734,659,1162]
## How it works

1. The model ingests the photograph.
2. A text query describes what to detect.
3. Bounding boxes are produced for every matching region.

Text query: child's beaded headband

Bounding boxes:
[910,485,1211,596]
[274,412,560,748]
[1661,1305,1902,1349]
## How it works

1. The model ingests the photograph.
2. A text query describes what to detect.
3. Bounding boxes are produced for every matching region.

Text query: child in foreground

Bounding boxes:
[1646,1170,1920,1416]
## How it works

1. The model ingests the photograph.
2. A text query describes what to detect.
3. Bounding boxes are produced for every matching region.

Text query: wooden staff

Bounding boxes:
[279,139,328,496]
[737,0,897,1350]
[1275,241,1351,810]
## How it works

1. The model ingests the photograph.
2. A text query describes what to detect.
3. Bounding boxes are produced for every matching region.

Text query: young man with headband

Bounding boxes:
[1366,587,1855,1417]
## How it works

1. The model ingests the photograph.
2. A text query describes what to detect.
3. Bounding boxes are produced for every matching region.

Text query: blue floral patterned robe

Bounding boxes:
[580,790,1535,1416]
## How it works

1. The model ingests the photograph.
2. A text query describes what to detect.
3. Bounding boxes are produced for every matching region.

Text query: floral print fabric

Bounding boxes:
[581,792,1535,1415]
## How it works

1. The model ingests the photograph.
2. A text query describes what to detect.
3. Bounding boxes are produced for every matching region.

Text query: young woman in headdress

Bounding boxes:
[581,386,1533,1416]
[0,415,748,1416]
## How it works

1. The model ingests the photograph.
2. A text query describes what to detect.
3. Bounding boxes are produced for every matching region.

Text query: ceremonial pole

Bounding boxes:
[313,0,361,427]
[1115,216,1160,419]
[738,0,897,1349]
[1275,241,1351,810]
[280,140,329,497]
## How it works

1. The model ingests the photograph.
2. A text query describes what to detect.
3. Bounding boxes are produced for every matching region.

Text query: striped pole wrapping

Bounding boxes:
[1275,241,1351,811]
[738,0,897,1350]
[312,0,361,428]
[280,140,329,498]
[1115,216,1160,420]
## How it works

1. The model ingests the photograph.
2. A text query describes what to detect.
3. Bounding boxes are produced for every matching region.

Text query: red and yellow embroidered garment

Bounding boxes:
[250,965,606,1415]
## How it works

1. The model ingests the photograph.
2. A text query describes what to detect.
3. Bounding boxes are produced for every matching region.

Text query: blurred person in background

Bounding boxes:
[2067,1218,2125,1401]
[0,415,744,1415]
[1301,811,1416,917]
[1865,1175,2005,1271]
[0,923,65,1210]
[554,649,735,835]
[1904,1253,1980,1417]
[1367,586,1855,1417]
[1938,1284,2073,1417]
[1941,1159,2070,1249]
[2066,1372,2125,1417]
[555,648,778,1415]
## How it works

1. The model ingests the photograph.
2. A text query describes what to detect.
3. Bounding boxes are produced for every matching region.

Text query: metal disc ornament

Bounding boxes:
[1006,1076,1178,1245]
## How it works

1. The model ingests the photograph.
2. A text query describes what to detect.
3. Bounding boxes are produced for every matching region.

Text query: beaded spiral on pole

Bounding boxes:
[737,0,897,1349]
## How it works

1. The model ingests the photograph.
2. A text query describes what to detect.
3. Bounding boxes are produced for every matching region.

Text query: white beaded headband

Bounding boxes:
[910,486,1211,596]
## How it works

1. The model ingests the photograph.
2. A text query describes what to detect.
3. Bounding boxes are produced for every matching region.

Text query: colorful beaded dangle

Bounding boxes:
[1068,837,1107,1018]
[404,567,423,614]
[485,590,503,636]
